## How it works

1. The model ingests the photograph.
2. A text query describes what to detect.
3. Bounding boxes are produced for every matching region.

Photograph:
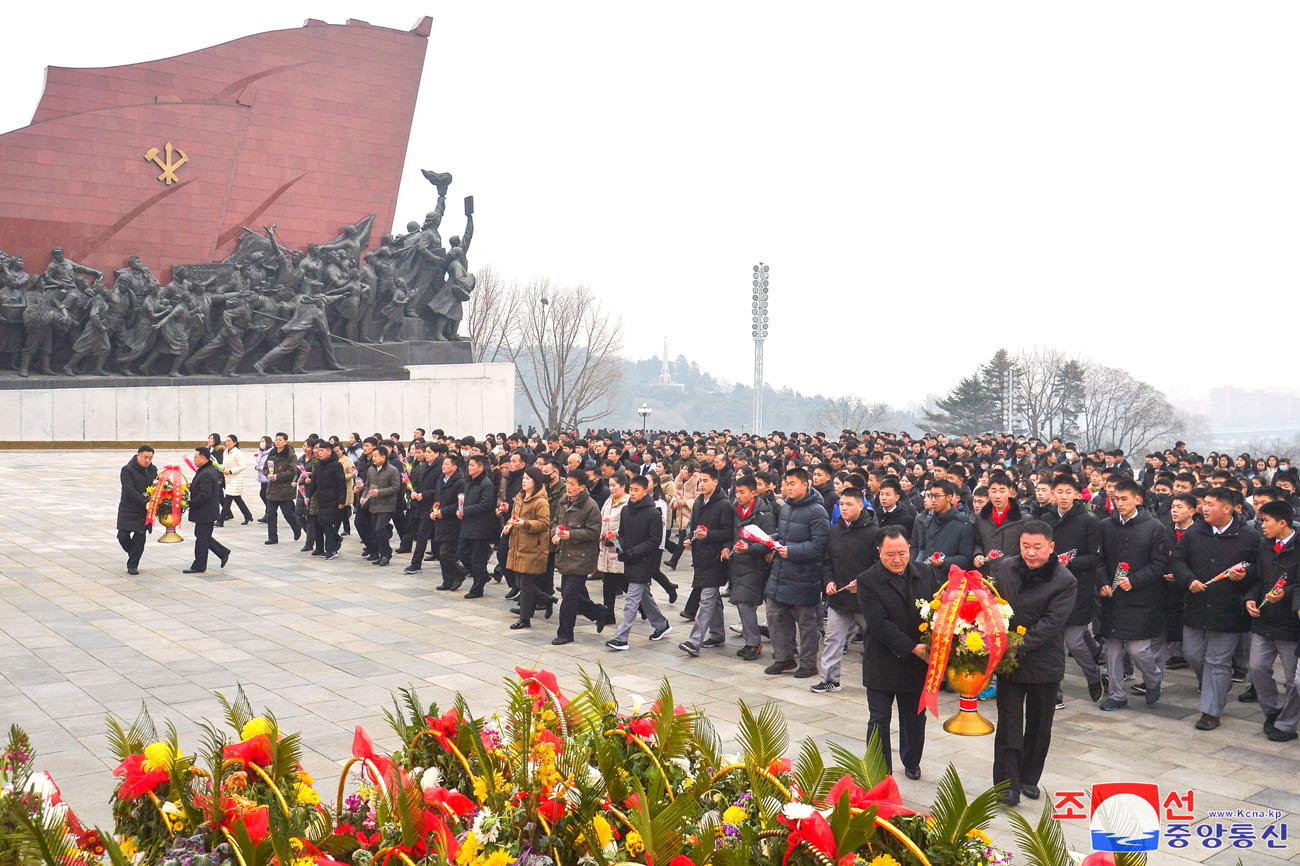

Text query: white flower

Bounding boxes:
[627,693,650,714]
[420,767,443,791]
[601,840,619,859]
[669,756,692,772]
[721,752,741,766]
[782,802,815,821]
[25,773,56,801]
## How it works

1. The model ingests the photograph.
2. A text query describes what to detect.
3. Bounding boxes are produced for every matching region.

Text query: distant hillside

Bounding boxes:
[512,354,921,434]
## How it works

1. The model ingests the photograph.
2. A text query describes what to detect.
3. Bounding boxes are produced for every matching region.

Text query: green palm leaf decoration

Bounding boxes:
[826,728,888,791]
[793,736,828,803]
[736,700,788,767]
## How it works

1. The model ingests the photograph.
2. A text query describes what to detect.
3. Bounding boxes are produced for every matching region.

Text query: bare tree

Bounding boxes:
[465,265,522,363]
[509,279,624,432]
[1079,365,1180,455]
[814,395,892,434]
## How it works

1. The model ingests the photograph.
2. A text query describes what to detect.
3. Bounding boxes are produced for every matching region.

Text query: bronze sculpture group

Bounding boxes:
[0,170,475,378]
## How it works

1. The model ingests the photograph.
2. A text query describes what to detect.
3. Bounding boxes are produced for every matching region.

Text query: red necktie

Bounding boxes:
[1276,541,1284,554]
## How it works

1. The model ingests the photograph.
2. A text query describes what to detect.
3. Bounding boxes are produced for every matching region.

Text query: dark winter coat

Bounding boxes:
[858,561,936,693]
[1098,509,1170,639]
[411,460,440,516]
[911,507,975,572]
[1043,502,1104,626]
[552,490,602,576]
[617,495,663,584]
[876,504,915,533]
[1247,532,1300,641]
[1173,517,1261,634]
[188,461,224,524]
[765,488,831,607]
[265,444,297,502]
[432,470,465,543]
[459,471,500,540]
[993,554,1077,684]
[973,499,1026,562]
[822,509,880,614]
[689,489,736,589]
[117,457,158,532]
[309,453,347,517]
[729,498,775,607]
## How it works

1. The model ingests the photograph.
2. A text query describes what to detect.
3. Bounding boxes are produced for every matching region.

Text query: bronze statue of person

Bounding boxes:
[42,247,101,293]
[430,213,475,340]
[252,292,344,374]
[184,293,254,375]
[240,288,288,362]
[140,284,194,377]
[63,281,114,375]
[377,278,411,343]
[19,271,69,377]
[117,281,166,374]
[0,257,32,370]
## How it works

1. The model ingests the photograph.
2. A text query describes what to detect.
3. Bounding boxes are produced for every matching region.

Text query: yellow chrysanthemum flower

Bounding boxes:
[455,831,479,866]
[967,828,992,846]
[592,815,613,848]
[293,783,320,806]
[472,776,488,802]
[722,805,747,825]
[869,855,901,866]
[119,838,139,860]
[964,631,985,653]
[1015,625,1027,636]
[240,717,275,741]
[140,742,175,774]
[918,622,929,633]
[626,830,645,856]
[482,853,512,866]
[296,769,314,785]
[930,599,942,610]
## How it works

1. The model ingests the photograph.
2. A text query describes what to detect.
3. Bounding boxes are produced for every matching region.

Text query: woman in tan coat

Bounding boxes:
[665,462,699,569]
[505,466,551,630]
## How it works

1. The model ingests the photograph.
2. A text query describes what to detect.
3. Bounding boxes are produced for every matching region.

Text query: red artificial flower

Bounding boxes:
[111,755,170,801]
[196,793,270,843]
[859,775,915,820]
[1118,561,1130,571]
[351,727,402,790]
[767,757,792,776]
[515,666,570,708]
[624,793,642,811]
[538,797,565,824]
[424,708,460,751]
[782,810,836,866]
[298,840,351,866]
[628,716,656,738]
[222,734,273,768]
[669,857,695,866]
[424,786,476,817]
[957,597,983,623]
[826,774,870,810]
[353,830,381,848]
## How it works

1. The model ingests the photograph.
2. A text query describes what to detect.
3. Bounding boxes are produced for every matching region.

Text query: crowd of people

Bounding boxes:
[114,427,1300,805]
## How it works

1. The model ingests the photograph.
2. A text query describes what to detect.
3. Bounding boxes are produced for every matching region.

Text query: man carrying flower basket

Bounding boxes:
[990,519,1076,807]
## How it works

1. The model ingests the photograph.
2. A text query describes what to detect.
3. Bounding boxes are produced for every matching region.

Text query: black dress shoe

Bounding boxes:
[265,540,278,545]
[544,598,555,619]
[404,565,421,574]
[182,568,205,574]
[701,637,726,648]
[551,636,574,645]
[509,619,530,630]
[241,519,252,525]
[1022,784,1041,800]
[904,767,921,781]
[127,567,139,575]
[395,547,412,555]
[999,790,1020,808]
[312,550,325,556]
[666,583,679,604]
[793,668,817,679]
[464,589,484,599]
[1267,727,1298,742]
[377,556,391,566]
[596,609,611,633]
[219,552,230,568]
[299,544,313,552]
[1238,684,1258,703]
[505,588,520,601]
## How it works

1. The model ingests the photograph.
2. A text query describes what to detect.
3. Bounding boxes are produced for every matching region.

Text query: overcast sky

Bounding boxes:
[3,2,1297,406]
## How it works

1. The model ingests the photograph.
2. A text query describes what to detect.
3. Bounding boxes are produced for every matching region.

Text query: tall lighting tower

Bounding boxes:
[751,262,769,432]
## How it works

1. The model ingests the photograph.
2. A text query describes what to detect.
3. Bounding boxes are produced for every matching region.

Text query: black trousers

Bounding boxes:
[683,585,703,618]
[558,574,605,639]
[117,529,146,569]
[371,511,394,557]
[457,537,492,590]
[409,511,435,568]
[355,503,374,552]
[190,522,229,572]
[258,482,269,517]
[994,680,1058,793]
[311,516,326,553]
[866,688,926,775]
[224,494,253,522]
[602,571,628,619]
[266,500,300,542]
[437,541,464,587]
[515,571,542,623]
[319,518,340,555]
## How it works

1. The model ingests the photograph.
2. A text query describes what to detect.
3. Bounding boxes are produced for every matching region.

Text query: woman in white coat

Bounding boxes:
[220,434,254,525]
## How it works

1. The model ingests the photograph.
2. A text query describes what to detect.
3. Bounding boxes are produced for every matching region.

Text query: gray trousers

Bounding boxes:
[1183,628,1240,717]
[1064,625,1101,686]
[766,598,820,672]
[820,608,862,684]
[688,587,726,646]
[1248,633,1298,716]
[1107,637,1161,702]
[613,582,668,642]
[734,602,761,646]
[1275,654,1300,734]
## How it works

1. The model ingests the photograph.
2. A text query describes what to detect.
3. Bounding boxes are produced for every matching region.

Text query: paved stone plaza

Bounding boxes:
[1,450,1297,864]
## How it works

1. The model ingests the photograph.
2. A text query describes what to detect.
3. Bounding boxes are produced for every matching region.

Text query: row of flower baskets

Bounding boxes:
[0,666,1133,866]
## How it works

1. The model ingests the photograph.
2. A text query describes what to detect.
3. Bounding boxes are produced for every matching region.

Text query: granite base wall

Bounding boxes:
[0,363,514,443]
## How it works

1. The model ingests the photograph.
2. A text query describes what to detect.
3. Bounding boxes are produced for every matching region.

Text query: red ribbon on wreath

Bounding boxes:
[144,465,186,528]
[918,566,1009,717]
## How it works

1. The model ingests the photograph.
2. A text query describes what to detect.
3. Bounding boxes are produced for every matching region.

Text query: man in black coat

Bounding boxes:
[184,446,230,574]
[1248,499,1299,741]
[680,465,735,656]
[859,526,934,779]
[309,443,347,559]
[117,445,157,575]
[1044,474,1105,703]
[911,479,974,572]
[875,477,915,532]
[429,454,467,589]
[992,520,1077,806]
[816,486,879,694]
[1173,487,1261,730]
[728,475,774,660]
[764,468,831,677]
[458,454,500,598]
[404,446,443,575]
[1098,478,1169,711]
[607,476,670,649]
[973,473,1026,573]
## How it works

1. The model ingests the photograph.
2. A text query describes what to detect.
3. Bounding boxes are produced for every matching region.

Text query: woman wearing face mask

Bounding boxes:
[255,435,273,522]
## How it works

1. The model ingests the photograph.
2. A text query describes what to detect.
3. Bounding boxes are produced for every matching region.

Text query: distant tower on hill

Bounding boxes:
[656,338,683,391]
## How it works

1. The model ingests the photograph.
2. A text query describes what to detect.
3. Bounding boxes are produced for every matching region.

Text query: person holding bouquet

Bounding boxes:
[551,468,610,645]
[912,479,974,573]
[607,475,671,649]
[183,446,231,574]
[1247,499,1299,741]
[503,466,551,630]
[1173,486,1260,730]
[858,526,934,779]
[991,520,1077,807]
[816,486,879,693]
[973,473,1026,574]
[728,474,775,661]
[1098,478,1169,712]
[1044,473,1106,704]
[764,468,831,677]
[679,464,734,658]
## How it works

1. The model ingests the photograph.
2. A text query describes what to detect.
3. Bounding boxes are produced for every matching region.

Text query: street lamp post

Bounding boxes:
[637,401,651,435]
[751,263,769,433]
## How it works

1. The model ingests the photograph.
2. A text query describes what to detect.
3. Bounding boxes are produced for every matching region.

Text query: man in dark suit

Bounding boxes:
[184,446,230,574]
[858,526,936,779]
[117,445,157,575]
